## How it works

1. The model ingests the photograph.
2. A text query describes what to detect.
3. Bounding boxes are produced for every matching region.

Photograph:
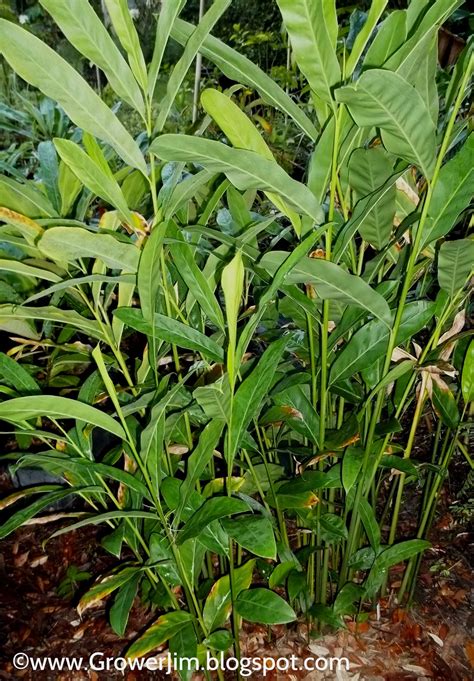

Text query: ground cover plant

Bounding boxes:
[0,0,472,676]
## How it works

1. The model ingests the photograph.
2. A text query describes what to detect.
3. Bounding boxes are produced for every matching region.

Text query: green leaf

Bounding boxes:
[438,239,474,297]
[422,135,474,247]
[222,250,244,383]
[194,381,231,422]
[37,141,61,213]
[127,611,193,660]
[204,629,234,652]
[330,301,436,385]
[114,308,224,363]
[462,340,474,404]
[261,253,391,326]
[336,69,436,178]
[177,419,225,524]
[54,139,132,222]
[273,384,320,447]
[0,259,61,282]
[235,588,296,625]
[394,27,439,125]
[170,622,198,681]
[39,227,139,271]
[0,310,39,340]
[359,498,381,550]
[346,0,388,75]
[103,0,147,92]
[25,274,135,305]
[431,381,459,430]
[0,352,39,394]
[380,455,419,477]
[221,515,276,559]
[0,304,106,341]
[0,175,57,218]
[348,147,396,249]
[58,161,82,216]
[39,0,145,117]
[319,513,348,543]
[386,0,462,79]
[170,19,318,141]
[137,222,167,322]
[110,574,140,637]
[49,511,159,538]
[310,603,344,629]
[177,496,249,544]
[0,395,126,439]
[151,135,323,223]
[342,446,363,494]
[363,10,407,67]
[333,582,365,616]
[228,337,288,463]
[0,20,146,173]
[334,169,404,261]
[0,487,100,539]
[154,0,231,132]
[168,222,224,331]
[201,88,302,234]
[276,0,340,105]
[203,559,255,632]
[20,454,150,500]
[78,566,139,616]
[365,539,430,597]
[148,0,186,97]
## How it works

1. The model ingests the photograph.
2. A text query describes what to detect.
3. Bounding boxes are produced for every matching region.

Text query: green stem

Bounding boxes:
[339,57,472,587]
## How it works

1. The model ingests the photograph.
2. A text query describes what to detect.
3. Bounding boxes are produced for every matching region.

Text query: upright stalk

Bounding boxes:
[340,56,472,587]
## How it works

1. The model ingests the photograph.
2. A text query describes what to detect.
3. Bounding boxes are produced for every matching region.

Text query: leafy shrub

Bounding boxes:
[0,0,472,670]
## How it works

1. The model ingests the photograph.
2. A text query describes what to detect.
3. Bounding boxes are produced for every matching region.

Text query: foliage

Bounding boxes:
[0,0,472,673]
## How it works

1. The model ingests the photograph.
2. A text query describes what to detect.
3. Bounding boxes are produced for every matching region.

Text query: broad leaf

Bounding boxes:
[201,88,302,233]
[103,0,147,91]
[0,395,126,439]
[228,337,288,462]
[348,147,396,249]
[438,239,474,297]
[421,135,474,247]
[39,0,145,116]
[151,136,323,223]
[171,19,318,141]
[336,69,436,178]
[276,0,340,105]
[330,301,436,385]
[0,352,39,394]
[54,139,132,222]
[203,559,255,632]
[114,308,224,362]
[177,419,225,523]
[0,175,57,218]
[461,340,474,404]
[346,0,388,75]
[148,0,186,98]
[221,515,277,559]
[177,497,250,545]
[0,20,146,173]
[235,588,296,624]
[39,227,139,271]
[168,221,224,331]
[155,0,231,132]
[261,253,391,326]
[127,612,193,659]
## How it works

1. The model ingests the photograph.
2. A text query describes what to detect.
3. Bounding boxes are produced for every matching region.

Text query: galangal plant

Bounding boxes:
[0,0,472,673]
